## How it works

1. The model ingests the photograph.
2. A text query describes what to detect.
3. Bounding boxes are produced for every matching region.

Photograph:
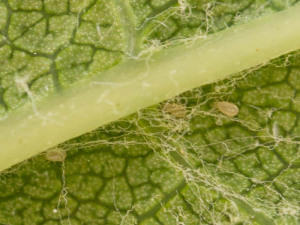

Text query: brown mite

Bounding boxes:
[215,101,239,116]
[45,148,67,162]
[164,103,187,118]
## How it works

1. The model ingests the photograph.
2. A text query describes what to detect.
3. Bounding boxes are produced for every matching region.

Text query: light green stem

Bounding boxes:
[1,5,300,172]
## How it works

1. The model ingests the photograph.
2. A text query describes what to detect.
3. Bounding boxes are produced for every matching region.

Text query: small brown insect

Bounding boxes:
[215,101,239,116]
[45,148,67,162]
[164,103,187,118]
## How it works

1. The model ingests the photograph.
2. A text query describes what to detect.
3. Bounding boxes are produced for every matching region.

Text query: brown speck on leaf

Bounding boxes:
[164,103,187,118]
[215,101,239,116]
[45,148,67,162]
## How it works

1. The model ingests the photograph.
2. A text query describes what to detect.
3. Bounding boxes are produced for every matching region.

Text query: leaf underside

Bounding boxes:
[1,0,300,224]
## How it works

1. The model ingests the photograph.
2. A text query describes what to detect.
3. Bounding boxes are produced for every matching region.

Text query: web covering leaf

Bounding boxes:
[1,0,300,224]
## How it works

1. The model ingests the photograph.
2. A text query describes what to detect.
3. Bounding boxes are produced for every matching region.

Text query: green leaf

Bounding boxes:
[1,0,300,224]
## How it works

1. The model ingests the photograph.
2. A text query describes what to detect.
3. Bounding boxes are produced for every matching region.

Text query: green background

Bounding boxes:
[1,0,300,224]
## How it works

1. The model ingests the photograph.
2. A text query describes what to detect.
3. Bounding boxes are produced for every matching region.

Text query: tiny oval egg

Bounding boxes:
[216,101,239,116]
[46,148,66,162]
[164,103,187,118]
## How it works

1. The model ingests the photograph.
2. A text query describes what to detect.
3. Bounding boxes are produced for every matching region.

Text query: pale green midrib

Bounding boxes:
[1,5,300,172]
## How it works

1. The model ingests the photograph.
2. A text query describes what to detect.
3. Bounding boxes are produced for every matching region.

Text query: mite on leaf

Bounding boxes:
[215,101,239,116]
[45,148,67,162]
[164,103,187,118]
